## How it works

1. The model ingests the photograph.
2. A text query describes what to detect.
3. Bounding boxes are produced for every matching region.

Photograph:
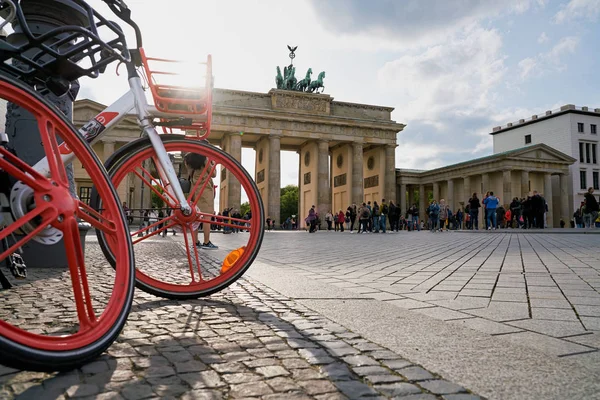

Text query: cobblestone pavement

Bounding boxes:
[0,236,484,400]
[252,230,600,362]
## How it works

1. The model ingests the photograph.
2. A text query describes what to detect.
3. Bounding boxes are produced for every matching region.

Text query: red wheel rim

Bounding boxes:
[0,80,132,351]
[109,139,261,294]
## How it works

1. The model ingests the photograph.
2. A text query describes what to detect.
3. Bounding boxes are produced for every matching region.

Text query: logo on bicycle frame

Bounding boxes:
[58,111,119,155]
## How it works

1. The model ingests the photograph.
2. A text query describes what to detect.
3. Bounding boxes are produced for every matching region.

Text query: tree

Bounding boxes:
[280,185,298,223]
[240,202,250,216]
[151,185,165,209]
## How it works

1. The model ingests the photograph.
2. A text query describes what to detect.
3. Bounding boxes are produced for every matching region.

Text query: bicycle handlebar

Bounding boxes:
[101,0,143,51]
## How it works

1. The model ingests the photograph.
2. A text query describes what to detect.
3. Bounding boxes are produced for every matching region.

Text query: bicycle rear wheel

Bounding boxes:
[0,75,135,371]
[94,135,264,299]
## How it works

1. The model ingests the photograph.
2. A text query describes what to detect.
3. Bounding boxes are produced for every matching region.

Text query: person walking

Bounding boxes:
[185,152,218,249]
[337,210,345,232]
[469,193,481,230]
[306,206,317,233]
[583,187,599,228]
[372,201,380,233]
[359,203,370,233]
[389,200,397,232]
[428,200,440,232]
[483,191,499,230]
[409,203,420,231]
[325,210,334,231]
[380,199,388,233]
[438,199,448,232]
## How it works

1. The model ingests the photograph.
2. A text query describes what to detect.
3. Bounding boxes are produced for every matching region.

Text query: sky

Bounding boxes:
[82,0,600,187]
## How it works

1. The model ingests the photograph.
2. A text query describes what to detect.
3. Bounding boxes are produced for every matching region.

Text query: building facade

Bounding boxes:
[491,104,600,214]
[395,144,575,228]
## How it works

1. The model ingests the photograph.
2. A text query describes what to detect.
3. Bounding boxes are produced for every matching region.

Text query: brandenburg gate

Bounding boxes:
[209,88,405,228]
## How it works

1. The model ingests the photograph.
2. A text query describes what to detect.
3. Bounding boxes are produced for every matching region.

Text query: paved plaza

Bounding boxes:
[1,230,600,399]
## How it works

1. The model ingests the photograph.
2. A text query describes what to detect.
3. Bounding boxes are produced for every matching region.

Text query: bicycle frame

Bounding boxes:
[30,74,195,215]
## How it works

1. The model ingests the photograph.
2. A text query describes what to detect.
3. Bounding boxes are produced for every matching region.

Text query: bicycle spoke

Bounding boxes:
[150,156,177,203]
[76,201,116,234]
[132,165,175,207]
[63,216,96,330]
[131,216,177,244]
[181,225,203,283]
[39,117,69,188]
[0,147,50,192]
[188,158,217,208]
[198,212,251,231]
[0,205,56,260]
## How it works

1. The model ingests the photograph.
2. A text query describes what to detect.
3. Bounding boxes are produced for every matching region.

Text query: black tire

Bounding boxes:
[0,74,135,372]
[92,135,265,299]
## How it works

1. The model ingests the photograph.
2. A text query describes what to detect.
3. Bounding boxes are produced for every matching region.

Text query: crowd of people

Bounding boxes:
[301,187,600,233]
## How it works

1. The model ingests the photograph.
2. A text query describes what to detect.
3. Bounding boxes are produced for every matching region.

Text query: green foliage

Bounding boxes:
[151,185,164,209]
[280,185,299,222]
[240,202,250,216]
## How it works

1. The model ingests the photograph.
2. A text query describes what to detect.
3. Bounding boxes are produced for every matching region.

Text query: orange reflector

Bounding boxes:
[221,246,245,274]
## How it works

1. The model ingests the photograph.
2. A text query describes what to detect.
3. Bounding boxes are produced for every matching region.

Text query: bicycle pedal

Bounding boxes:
[9,253,27,279]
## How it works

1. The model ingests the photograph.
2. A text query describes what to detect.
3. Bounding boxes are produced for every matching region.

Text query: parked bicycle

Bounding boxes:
[0,0,264,371]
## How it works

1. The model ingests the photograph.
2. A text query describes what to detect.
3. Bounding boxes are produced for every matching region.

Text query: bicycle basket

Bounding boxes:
[0,0,129,83]
[139,48,212,140]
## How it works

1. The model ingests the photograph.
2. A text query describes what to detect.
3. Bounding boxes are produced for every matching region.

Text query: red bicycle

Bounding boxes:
[0,0,264,371]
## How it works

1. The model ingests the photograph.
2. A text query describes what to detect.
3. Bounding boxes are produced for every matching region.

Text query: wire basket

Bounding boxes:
[0,0,129,83]
[140,48,212,140]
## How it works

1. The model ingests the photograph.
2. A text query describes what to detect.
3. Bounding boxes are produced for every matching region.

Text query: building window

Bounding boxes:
[580,142,585,162]
[524,134,531,144]
[594,171,600,190]
[594,144,598,164]
[586,143,591,164]
[79,186,92,205]
[578,122,584,133]
[592,124,597,134]
[580,170,587,190]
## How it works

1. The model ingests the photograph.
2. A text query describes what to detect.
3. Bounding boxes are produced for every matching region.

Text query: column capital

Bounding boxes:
[102,138,116,144]
[269,133,283,139]
[385,143,397,148]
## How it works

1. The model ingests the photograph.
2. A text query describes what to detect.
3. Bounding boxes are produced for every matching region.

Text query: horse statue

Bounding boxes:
[275,66,284,89]
[283,66,297,90]
[307,71,325,93]
[295,68,312,92]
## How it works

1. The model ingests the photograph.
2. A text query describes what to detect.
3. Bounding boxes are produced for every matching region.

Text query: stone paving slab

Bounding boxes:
[0,241,483,400]
[245,230,600,399]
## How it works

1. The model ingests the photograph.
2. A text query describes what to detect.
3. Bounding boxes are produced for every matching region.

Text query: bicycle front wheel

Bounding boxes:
[94,135,264,299]
[0,75,135,371]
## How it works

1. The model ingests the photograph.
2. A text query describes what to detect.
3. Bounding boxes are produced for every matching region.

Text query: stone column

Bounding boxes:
[103,139,115,161]
[351,142,364,205]
[521,170,530,198]
[385,144,396,204]
[559,173,569,225]
[408,186,415,208]
[400,184,407,218]
[268,135,281,228]
[419,185,426,223]
[228,133,243,212]
[544,173,553,228]
[502,169,512,206]
[317,140,331,228]
[481,173,490,194]
[433,182,440,201]
[447,179,454,212]
[463,176,471,206]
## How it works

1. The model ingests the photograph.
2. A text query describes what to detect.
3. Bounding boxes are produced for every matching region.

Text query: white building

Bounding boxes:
[492,104,599,216]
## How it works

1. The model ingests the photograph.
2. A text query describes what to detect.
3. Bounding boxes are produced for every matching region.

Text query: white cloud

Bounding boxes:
[517,36,579,80]
[518,57,537,80]
[308,0,546,49]
[554,0,600,23]
[537,31,549,43]
[377,24,506,121]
